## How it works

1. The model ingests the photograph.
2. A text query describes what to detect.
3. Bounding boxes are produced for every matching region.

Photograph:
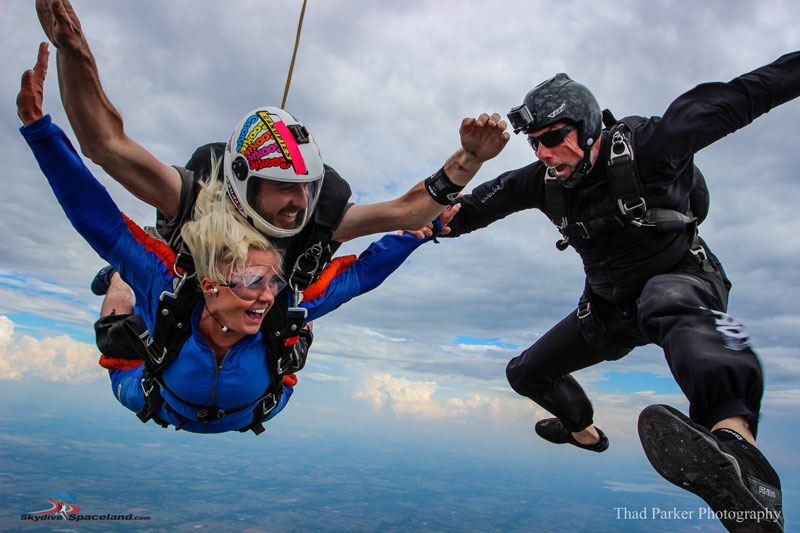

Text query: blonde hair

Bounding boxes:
[181,171,282,283]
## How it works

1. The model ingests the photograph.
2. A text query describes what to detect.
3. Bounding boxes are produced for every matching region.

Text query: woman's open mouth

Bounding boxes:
[245,308,266,323]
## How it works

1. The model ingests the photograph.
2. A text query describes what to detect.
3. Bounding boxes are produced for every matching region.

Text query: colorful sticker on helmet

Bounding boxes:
[235,111,310,175]
[236,113,290,171]
[241,129,275,158]
[257,111,308,175]
[270,116,308,175]
[237,115,259,151]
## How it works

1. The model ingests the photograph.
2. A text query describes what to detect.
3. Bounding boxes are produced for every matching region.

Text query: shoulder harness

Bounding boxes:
[185,145,352,379]
[545,112,713,272]
[120,214,296,435]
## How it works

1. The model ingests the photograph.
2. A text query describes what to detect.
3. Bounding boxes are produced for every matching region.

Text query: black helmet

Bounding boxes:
[507,73,602,151]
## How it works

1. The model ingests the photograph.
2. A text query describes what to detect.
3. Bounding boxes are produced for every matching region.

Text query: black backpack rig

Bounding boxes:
[545,110,713,272]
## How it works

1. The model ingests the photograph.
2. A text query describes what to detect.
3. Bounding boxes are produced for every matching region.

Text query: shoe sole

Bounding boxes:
[638,405,782,533]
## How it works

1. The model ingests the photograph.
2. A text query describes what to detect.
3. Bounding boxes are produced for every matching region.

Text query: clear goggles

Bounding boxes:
[219,265,287,301]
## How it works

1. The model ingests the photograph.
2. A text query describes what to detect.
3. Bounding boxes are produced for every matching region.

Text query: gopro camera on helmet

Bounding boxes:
[508,104,535,134]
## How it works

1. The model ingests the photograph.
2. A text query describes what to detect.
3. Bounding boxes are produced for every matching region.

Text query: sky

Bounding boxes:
[1,1,799,530]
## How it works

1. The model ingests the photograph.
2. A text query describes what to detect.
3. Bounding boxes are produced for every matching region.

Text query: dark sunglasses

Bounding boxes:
[527,125,575,152]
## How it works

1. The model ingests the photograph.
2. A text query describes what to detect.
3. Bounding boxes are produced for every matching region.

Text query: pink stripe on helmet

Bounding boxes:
[273,120,307,175]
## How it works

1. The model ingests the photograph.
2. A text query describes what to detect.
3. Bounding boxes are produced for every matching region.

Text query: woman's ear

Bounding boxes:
[200,277,217,295]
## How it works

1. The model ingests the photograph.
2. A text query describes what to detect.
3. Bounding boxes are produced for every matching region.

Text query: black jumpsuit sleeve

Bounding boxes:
[636,51,800,173]
[445,162,543,238]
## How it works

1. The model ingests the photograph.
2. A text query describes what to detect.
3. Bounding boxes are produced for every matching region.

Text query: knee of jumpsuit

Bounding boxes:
[109,365,146,413]
[506,346,562,398]
[637,273,764,433]
[506,353,595,429]
[506,312,601,401]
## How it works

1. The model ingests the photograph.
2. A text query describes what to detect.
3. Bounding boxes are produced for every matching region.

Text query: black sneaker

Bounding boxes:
[90,265,116,296]
[535,417,609,452]
[638,404,783,532]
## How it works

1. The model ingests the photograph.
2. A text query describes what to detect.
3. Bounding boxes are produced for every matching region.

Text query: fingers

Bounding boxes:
[34,42,49,83]
[465,113,508,133]
[17,43,49,125]
[459,116,476,135]
[56,0,82,31]
[475,113,506,128]
[53,0,70,24]
[37,0,83,49]
[35,0,55,42]
[400,229,429,240]
[438,202,461,225]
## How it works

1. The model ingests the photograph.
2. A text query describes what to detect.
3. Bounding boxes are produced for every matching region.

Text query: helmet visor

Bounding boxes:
[246,176,322,234]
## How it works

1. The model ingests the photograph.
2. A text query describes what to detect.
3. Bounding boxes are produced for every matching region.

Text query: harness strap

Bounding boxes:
[137,245,200,426]
[545,171,570,249]
[122,211,304,434]
[606,124,646,218]
[686,220,715,272]
[561,215,626,240]
[544,116,700,250]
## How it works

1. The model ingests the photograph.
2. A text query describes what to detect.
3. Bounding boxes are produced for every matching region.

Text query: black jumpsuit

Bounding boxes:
[445,52,800,436]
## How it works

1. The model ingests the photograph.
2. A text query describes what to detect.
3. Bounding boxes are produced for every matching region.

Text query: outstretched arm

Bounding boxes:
[18,45,171,328]
[331,113,510,242]
[35,0,182,217]
[302,206,458,321]
[647,51,800,161]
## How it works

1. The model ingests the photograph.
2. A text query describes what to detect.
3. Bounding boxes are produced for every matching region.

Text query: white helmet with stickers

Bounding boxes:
[223,107,325,238]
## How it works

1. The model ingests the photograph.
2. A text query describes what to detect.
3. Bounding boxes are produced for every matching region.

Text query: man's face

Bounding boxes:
[254,180,310,230]
[527,121,588,181]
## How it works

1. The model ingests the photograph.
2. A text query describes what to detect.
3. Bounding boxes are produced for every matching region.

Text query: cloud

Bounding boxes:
[304,372,349,383]
[2,0,800,463]
[0,316,104,384]
[353,373,534,425]
[603,480,685,496]
[0,272,79,296]
[762,388,800,413]
[0,286,98,328]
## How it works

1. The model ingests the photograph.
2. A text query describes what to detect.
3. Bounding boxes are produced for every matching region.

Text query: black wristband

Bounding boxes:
[424,167,464,205]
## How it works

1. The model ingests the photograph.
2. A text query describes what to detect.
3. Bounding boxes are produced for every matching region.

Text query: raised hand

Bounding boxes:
[17,43,49,126]
[36,0,85,51]
[459,113,510,163]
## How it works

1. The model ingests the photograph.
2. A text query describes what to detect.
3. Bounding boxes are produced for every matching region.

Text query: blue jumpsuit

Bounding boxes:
[22,115,434,433]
